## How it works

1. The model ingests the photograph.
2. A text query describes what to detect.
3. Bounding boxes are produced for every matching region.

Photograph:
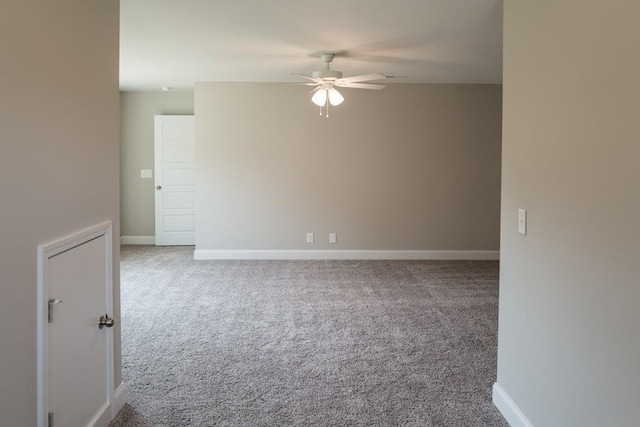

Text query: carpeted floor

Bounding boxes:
[110,246,507,427]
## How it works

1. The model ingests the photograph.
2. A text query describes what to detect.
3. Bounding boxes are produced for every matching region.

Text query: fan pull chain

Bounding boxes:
[326,97,329,118]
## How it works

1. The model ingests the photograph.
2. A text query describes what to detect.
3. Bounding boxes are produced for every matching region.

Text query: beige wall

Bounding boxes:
[0,0,120,424]
[195,83,502,253]
[120,91,194,238]
[497,1,640,426]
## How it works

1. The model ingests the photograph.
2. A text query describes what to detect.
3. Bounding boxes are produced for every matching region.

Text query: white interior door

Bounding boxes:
[154,115,196,245]
[37,222,114,427]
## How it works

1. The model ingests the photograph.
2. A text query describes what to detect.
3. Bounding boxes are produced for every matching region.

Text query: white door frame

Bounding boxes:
[36,221,115,427]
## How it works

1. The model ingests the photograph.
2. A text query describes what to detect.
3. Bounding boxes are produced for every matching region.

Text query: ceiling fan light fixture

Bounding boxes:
[328,88,344,106]
[311,89,328,106]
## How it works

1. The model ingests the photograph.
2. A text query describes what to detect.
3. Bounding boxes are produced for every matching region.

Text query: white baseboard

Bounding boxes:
[493,382,535,427]
[112,383,127,418]
[193,249,499,260]
[120,235,155,245]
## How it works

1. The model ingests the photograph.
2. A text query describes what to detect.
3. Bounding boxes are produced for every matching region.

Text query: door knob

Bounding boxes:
[99,314,115,329]
[156,185,162,190]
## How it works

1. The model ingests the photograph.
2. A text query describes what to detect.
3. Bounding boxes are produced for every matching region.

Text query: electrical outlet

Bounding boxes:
[329,233,337,244]
[306,232,314,243]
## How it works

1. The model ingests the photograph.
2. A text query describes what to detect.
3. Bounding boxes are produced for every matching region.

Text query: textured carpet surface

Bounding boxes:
[110,246,507,427]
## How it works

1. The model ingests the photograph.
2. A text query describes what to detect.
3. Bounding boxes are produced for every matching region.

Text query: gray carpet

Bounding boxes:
[110,246,507,427]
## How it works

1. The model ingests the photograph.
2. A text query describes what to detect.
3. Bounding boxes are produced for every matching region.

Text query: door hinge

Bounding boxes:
[47,299,62,323]
[48,412,54,427]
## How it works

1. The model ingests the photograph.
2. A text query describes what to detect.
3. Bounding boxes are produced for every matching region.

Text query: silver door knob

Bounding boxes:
[156,185,162,190]
[99,314,115,329]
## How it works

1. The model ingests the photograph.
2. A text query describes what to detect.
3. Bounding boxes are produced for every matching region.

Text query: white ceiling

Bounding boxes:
[120,0,503,92]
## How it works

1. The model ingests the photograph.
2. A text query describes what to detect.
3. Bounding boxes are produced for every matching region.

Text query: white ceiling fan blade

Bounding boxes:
[336,73,387,84]
[337,82,386,90]
[291,73,323,83]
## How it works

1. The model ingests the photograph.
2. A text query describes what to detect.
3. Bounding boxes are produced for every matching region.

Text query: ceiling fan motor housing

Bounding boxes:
[312,69,343,80]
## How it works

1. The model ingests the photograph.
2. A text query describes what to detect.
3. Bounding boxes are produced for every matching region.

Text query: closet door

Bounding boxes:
[38,222,114,427]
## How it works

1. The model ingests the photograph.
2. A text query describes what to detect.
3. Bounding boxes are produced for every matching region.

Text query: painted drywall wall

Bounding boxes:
[0,0,120,424]
[195,83,502,254]
[496,1,640,426]
[120,91,194,239]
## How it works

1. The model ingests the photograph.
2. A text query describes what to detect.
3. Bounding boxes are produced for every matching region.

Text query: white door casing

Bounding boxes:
[154,115,196,245]
[37,221,115,427]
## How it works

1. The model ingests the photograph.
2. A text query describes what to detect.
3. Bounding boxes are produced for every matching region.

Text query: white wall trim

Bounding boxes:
[194,249,499,260]
[112,383,128,418]
[120,235,155,245]
[493,382,535,427]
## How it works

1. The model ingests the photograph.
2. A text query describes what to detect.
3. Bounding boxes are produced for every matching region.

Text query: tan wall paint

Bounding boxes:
[0,0,120,424]
[498,1,640,426]
[120,91,194,237]
[195,83,502,251]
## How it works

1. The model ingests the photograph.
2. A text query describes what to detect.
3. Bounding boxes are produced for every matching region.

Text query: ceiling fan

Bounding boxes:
[292,52,398,117]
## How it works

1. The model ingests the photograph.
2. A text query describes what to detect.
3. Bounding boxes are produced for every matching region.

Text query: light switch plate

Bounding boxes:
[518,209,527,235]
[141,169,153,178]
